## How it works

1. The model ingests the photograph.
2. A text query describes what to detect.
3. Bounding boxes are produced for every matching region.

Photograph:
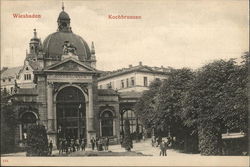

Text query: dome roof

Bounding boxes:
[58,11,70,21]
[42,31,91,61]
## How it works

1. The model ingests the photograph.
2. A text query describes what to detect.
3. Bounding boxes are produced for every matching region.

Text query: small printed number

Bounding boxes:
[3,159,9,163]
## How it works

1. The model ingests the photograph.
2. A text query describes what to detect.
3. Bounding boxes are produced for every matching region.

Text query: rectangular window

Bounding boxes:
[100,85,102,89]
[131,77,135,86]
[126,78,129,87]
[8,78,11,82]
[121,80,124,88]
[24,74,31,80]
[10,87,13,94]
[143,77,148,86]
[3,79,5,82]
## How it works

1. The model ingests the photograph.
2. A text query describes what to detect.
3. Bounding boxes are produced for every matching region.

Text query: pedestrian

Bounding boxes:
[163,140,168,156]
[49,140,53,156]
[76,139,80,151]
[66,139,70,154]
[58,139,63,155]
[159,140,166,156]
[62,139,66,154]
[97,138,103,151]
[81,138,86,151]
[105,137,109,150]
[95,137,99,150]
[70,139,75,152]
[90,137,95,150]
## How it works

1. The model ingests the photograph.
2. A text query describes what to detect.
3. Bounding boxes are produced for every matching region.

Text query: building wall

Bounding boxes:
[1,62,35,94]
[98,71,168,92]
[97,94,120,143]
[17,62,36,89]
[135,72,167,87]
[98,72,136,90]
[1,77,16,93]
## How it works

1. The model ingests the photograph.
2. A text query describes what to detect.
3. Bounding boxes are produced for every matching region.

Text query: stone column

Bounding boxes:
[47,82,54,132]
[19,124,23,140]
[87,84,96,145]
[99,120,102,137]
[113,119,116,136]
[88,84,95,131]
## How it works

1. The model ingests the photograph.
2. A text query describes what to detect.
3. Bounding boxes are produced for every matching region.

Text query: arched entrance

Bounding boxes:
[20,112,37,140]
[100,110,114,137]
[56,86,86,140]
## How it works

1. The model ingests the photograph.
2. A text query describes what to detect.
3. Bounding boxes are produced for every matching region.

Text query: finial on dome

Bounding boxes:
[33,28,37,38]
[62,1,64,11]
[91,41,95,54]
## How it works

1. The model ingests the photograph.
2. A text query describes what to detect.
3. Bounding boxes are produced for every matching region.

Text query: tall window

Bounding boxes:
[121,80,124,88]
[131,77,135,86]
[101,110,113,137]
[126,78,129,87]
[143,77,148,86]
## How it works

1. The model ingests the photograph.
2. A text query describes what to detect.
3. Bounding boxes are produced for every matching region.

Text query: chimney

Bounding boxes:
[139,61,142,66]
[129,64,133,68]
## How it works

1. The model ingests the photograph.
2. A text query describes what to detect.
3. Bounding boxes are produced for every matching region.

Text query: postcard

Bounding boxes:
[1,0,249,166]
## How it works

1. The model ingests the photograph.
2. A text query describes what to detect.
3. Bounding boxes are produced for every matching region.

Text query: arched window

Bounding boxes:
[101,110,113,137]
[20,112,37,139]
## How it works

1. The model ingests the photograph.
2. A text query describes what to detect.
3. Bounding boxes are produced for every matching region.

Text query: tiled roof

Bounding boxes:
[98,64,171,81]
[98,89,118,96]
[1,66,23,79]
[29,61,41,70]
[119,91,143,99]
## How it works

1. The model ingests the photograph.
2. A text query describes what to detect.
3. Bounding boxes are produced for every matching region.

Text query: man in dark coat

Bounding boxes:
[90,137,95,150]
[49,140,53,155]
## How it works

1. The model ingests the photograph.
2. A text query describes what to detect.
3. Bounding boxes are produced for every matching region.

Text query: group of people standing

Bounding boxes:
[58,138,87,155]
[90,137,110,151]
[152,136,173,156]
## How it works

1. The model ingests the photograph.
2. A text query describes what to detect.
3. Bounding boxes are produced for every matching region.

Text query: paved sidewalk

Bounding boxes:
[2,139,200,157]
[108,139,201,157]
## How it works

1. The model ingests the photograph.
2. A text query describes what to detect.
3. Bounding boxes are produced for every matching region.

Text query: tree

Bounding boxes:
[183,58,248,155]
[0,91,17,154]
[122,119,133,151]
[155,68,197,151]
[26,124,49,156]
[135,79,162,135]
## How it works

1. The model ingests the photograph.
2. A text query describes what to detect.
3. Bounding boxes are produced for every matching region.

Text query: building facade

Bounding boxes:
[2,7,121,147]
[1,6,170,147]
[98,62,170,138]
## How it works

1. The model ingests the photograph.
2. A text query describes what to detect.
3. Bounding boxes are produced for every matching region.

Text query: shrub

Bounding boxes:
[0,93,17,154]
[26,124,49,156]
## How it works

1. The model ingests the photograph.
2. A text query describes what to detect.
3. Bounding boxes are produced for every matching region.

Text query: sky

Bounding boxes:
[1,0,249,71]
